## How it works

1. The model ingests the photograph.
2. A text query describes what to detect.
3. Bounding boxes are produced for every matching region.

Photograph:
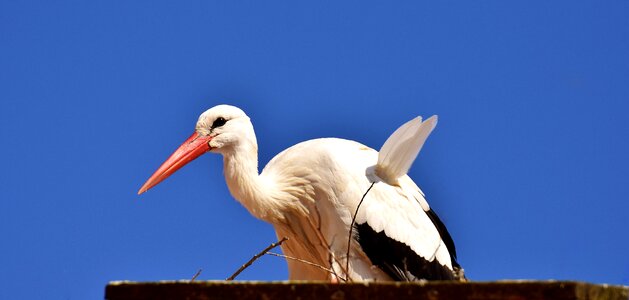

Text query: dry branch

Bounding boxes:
[266,252,343,280]
[190,269,202,282]
[226,237,289,281]
[345,182,375,277]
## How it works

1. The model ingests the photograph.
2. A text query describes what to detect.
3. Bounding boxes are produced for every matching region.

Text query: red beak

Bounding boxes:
[138,132,212,195]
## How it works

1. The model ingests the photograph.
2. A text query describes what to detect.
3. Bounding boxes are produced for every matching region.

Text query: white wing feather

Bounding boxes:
[376,115,438,184]
[263,138,453,279]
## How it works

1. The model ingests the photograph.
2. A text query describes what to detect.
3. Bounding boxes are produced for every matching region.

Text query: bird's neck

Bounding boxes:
[222,142,283,222]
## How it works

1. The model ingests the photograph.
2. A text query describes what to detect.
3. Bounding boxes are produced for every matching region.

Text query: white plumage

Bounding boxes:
[139,104,463,281]
[377,115,438,186]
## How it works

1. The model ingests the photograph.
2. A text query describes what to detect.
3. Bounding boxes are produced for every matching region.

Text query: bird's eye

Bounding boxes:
[211,117,227,129]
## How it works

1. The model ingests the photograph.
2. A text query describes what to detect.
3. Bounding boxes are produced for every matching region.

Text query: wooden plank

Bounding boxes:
[105,281,629,300]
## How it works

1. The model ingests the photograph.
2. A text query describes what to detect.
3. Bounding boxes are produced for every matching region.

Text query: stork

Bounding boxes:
[138,104,463,281]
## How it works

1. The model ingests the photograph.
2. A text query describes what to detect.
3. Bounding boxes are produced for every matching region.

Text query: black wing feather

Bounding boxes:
[355,222,456,281]
[425,207,461,269]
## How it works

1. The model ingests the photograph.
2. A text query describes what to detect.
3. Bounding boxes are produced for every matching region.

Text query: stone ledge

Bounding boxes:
[105,280,629,300]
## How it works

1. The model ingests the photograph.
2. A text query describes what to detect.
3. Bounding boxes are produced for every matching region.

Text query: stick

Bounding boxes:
[266,252,344,280]
[345,182,375,278]
[328,252,343,283]
[190,269,202,282]
[226,237,289,281]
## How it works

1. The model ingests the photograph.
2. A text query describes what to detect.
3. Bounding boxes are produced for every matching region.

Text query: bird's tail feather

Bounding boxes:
[376,115,438,184]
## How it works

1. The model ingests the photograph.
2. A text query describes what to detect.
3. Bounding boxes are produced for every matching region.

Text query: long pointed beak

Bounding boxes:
[138,132,212,195]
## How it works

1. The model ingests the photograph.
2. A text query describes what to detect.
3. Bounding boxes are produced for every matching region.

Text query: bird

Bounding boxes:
[138,104,464,282]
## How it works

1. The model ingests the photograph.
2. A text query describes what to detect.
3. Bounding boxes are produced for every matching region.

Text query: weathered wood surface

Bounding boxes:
[105,280,628,300]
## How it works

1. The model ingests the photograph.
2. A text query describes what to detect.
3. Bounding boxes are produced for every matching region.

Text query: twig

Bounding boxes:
[266,251,345,281]
[345,182,375,278]
[328,251,351,283]
[190,269,202,282]
[226,237,289,281]
[330,251,352,283]
[328,252,342,282]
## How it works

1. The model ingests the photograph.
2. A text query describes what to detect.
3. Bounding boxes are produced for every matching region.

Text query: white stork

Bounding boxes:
[138,104,463,281]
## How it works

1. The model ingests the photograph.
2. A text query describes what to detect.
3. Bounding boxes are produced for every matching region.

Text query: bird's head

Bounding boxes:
[197,104,254,153]
[138,104,254,194]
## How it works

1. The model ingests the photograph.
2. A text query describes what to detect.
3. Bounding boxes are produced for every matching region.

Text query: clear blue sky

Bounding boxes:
[1,1,628,299]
